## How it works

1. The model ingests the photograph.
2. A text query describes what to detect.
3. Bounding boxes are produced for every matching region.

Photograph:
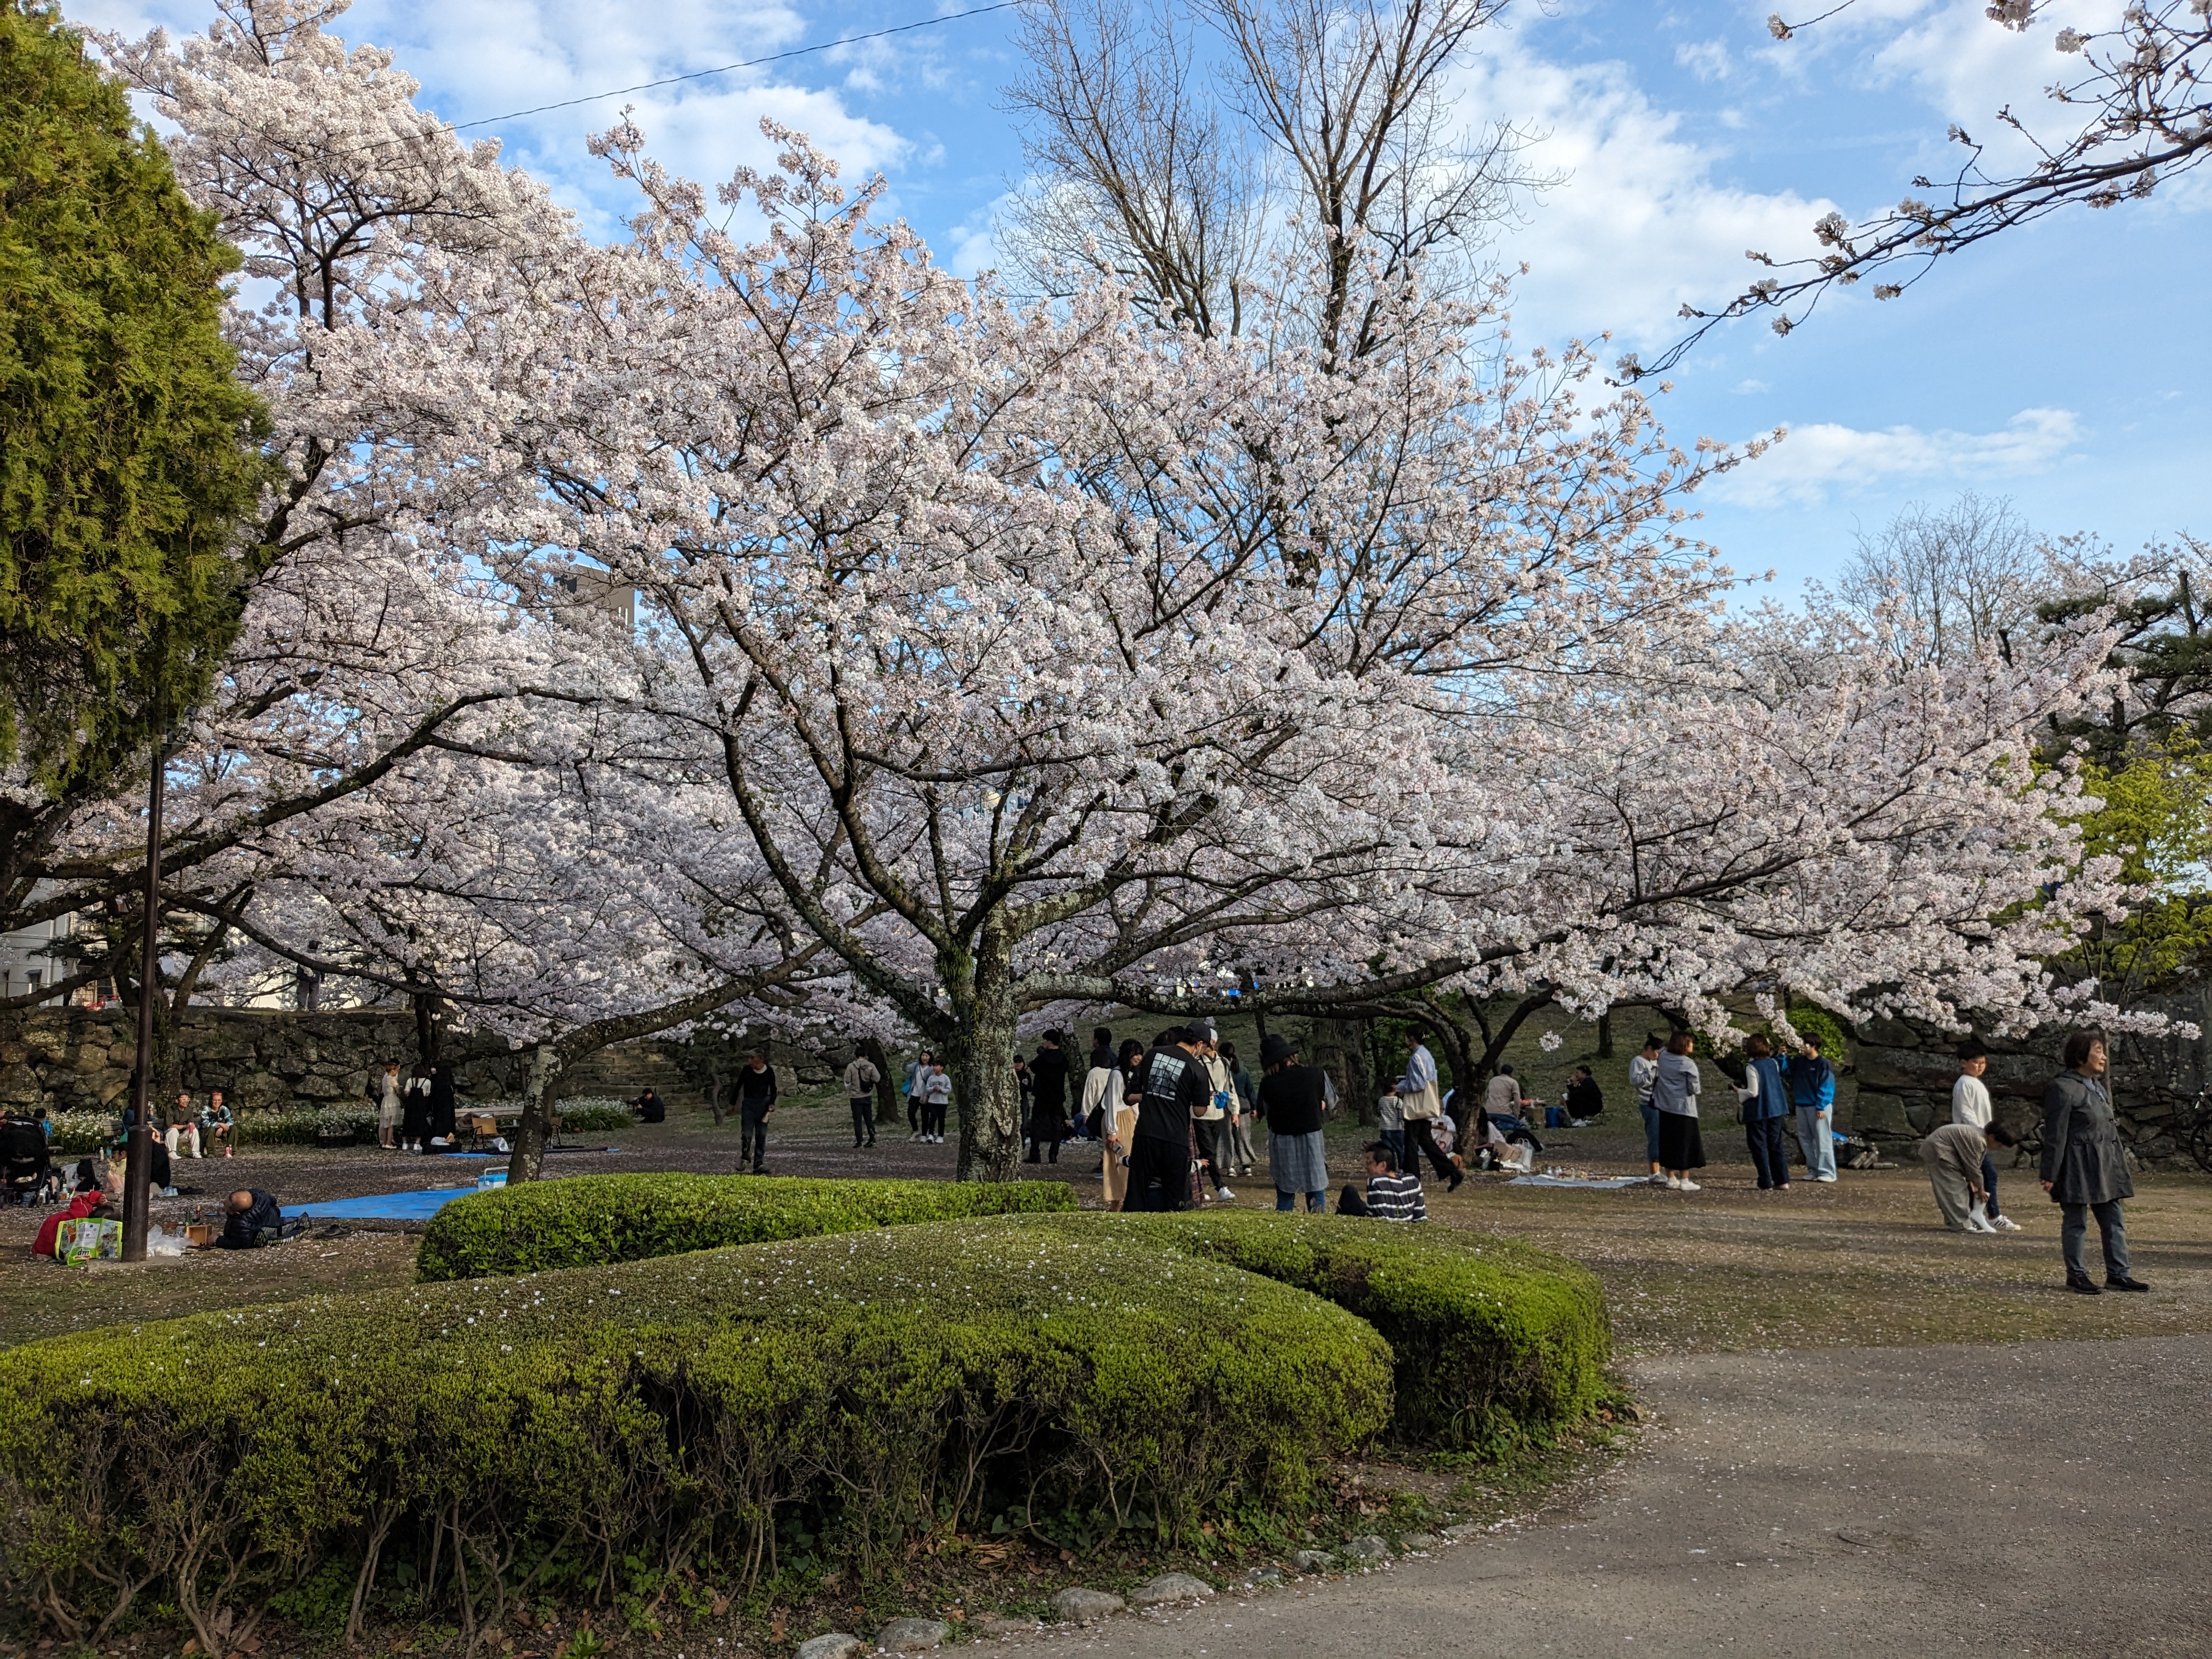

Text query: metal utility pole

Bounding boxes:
[120,741,167,1264]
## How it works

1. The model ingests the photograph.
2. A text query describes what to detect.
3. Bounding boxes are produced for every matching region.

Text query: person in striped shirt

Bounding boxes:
[1338,1143,1427,1222]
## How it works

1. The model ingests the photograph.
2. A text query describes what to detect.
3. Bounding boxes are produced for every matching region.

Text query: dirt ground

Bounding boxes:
[9,1099,2209,1357]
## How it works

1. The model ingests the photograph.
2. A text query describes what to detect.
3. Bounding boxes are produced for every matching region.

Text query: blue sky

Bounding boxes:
[75,0,2209,599]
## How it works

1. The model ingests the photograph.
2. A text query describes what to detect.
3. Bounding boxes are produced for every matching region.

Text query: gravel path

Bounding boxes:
[983,1333,2212,1657]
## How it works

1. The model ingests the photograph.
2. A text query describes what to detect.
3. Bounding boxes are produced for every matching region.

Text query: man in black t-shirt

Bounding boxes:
[1127,1025,1211,1211]
[736,1051,778,1173]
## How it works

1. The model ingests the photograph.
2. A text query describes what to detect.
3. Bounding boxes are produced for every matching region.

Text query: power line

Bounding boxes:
[450,1,1024,134]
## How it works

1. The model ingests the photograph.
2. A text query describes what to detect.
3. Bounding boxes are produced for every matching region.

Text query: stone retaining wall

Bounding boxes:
[0,1008,810,1117]
[1845,985,2211,1159]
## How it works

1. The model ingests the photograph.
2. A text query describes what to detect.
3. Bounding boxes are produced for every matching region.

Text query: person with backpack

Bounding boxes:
[1787,1036,1839,1183]
[902,1049,934,1139]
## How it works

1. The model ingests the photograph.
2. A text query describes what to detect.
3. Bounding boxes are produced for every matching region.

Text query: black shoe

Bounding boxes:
[865,1139,876,1148]
[1447,1171,1465,1193]
[2107,1275,2151,1292]
[2067,1276,2102,1295]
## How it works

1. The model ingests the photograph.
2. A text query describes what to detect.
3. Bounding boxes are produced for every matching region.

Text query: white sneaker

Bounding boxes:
[1676,1178,1701,1192]
[1664,1176,1685,1190]
[1647,1173,1670,1186]
[1216,1186,1234,1200]
[1965,1212,1996,1233]
[1991,1215,2022,1232]
[1814,1173,1838,1183]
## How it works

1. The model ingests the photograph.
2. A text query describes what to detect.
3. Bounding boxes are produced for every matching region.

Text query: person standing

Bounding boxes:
[842,1050,881,1149]
[1026,1032,1071,1163]
[1083,1047,1132,1205]
[1651,1032,1706,1191]
[1787,1036,1839,1183]
[1923,1119,2013,1232]
[1398,1029,1465,1192]
[921,1057,953,1144]
[1374,1083,1407,1176]
[1127,1026,1211,1211]
[368,1062,404,1150]
[1952,1040,2022,1232]
[426,1063,458,1152]
[1192,1021,1235,1200]
[1630,1034,1664,1183]
[1735,1036,1793,1193]
[400,1064,433,1153]
[736,1049,778,1173]
[2041,1030,2148,1295]
[903,1050,933,1139]
[1221,1041,1260,1177]
[1257,1032,1330,1213]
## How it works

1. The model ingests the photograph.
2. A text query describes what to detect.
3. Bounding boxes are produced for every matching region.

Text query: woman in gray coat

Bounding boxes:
[2040,1029,2148,1295]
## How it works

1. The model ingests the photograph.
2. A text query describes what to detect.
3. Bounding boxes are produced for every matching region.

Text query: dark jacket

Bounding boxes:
[428,1065,458,1137]
[218,1189,282,1250]
[2040,1071,2133,1205]
[1030,1047,1071,1111]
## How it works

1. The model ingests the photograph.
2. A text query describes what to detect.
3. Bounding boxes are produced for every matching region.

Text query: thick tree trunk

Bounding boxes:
[954,942,1023,1181]
[509,1045,563,1184]
[413,991,443,1068]
[1313,1017,1373,1125]
[861,1032,899,1125]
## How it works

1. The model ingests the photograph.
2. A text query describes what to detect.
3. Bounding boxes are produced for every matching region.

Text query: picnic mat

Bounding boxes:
[283,1185,483,1222]
[1505,1174,1651,1190]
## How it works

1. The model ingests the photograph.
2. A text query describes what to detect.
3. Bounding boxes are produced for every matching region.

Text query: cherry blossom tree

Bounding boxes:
[1634,0,2212,376]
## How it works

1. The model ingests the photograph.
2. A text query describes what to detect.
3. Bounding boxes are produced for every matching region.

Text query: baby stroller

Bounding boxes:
[1,1118,54,1206]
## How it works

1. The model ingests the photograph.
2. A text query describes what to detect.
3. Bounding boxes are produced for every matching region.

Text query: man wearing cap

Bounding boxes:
[1127,1025,1213,1211]
[1256,1032,1331,1212]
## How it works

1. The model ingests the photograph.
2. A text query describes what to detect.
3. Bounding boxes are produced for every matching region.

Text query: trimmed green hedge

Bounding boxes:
[1028,1211,1611,1454]
[416,1172,1077,1280]
[0,1222,1387,1647]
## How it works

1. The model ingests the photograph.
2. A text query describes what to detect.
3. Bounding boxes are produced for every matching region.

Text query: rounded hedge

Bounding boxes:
[0,1220,1389,1649]
[416,1171,1077,1280]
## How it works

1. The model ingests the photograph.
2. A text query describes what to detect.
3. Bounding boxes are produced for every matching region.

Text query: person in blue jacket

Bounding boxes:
[1787,1035,1838,1182]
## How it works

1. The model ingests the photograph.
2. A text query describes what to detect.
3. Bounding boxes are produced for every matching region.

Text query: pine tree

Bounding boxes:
[0,0,267,797]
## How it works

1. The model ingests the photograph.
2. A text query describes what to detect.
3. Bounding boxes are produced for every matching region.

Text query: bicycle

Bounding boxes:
[2173,1091,2212,1173]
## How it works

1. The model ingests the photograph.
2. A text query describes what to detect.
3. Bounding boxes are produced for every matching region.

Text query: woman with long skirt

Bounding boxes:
[1652,1031,1707,1192]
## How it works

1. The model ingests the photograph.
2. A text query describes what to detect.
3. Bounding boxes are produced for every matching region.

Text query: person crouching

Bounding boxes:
[1922,1120,2016,1233]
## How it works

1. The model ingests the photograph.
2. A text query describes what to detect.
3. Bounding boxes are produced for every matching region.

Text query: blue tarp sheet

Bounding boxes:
[284,1185,487,1221]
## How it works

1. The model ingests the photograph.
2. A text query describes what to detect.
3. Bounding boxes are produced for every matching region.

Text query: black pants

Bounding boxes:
[850,1097,874,1147]
[1746,1116,1792,1188]
[1338,1182,1374,1216]
[2062,1199,2130,1282]
[1127,1135,1190,1211]
[740,1109,769,1170]
[921,1096,947,1138]
[1193,1118,1230,1190]
[1404,1117,1455,1183]
[1026,1107,1063,1162]
[1980,1151,2001,1219]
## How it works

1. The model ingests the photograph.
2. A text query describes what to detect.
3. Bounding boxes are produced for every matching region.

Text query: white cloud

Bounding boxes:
[1445,42,1839,350]
[1707,407,2083,507]
[1674,39,1731,82]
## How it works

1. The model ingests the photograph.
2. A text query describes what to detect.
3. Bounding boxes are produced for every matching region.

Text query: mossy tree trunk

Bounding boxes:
[952,933,1023,1182]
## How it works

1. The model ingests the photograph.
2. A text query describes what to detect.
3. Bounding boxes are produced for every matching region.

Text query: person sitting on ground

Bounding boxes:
[217,1187,281,1250]
[1922,1119,2017,1233]
[1483,1063,1526,1126]
[1338,1142,1428,1221]
[199,1090,235,1158]
[33,1190,114,1257]
[1565,1066,1604,1125]
[629,1087,668,1124]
